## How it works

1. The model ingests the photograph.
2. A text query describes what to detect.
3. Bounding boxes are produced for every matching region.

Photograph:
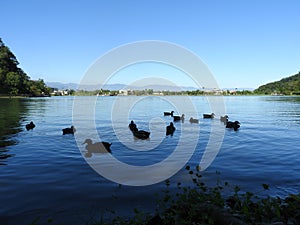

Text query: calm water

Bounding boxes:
[0,96,300,224]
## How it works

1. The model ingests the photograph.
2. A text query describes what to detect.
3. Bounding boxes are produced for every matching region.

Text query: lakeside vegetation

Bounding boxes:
[58,85,298,97]
[106,167,300,225]
[72,89,254,96]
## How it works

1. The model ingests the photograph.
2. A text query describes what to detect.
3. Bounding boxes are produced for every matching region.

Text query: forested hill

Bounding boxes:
[0,38,50,96]
[254,72,300,95]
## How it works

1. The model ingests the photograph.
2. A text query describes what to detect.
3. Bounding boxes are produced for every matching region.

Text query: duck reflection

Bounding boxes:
[82,139,112,157]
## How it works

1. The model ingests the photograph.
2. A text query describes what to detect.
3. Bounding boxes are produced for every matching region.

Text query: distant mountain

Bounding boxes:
[46,82,78,90]
[46,82,129,91]
[221,87,254,91]
[254,72,300,95]
[47,81,256,92]
[125,84,197,91]
[46,82,198,91]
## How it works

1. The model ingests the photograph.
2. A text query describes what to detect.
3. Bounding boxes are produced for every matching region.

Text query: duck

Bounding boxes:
[220,115,229,124]
[26,121,35,131]
[226,121,240,131]
[128,120,137,132]
[82,139,112,156]
[164,111,174,116]
[62,125,76,135]
[189,117,199,123]
[203,113,215,119]
[128,121,150,140]
[166,122,176,136]
[173,114,185,122]
[132,129,150,140]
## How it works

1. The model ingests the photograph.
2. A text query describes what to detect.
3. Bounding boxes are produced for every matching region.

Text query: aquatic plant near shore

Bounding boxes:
[102,166,300,225]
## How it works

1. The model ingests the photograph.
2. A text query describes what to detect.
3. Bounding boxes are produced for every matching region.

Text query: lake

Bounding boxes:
[0,95,300,224]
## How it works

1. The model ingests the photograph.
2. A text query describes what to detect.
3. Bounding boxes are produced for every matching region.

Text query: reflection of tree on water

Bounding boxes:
[0,98,28,165]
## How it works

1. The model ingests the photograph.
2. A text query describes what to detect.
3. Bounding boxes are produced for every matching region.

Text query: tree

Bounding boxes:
[0,39,22,94]
[28,79,51,96]
[5,72,20,96]
[0,38,50,96]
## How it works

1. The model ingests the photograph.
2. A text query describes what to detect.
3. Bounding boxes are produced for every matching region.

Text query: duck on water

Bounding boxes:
[62,126,76,135]
[220,115,229,124]
[133,130,150,140]
[203,113,215,119]
[164,111,174,116]
[83,139,112,157]
[189,117,199,123]
[226,121,240,131]
[128,120,137,132]
[173,114,185,122]
[166,122,176,136]
[128,120,150,140]
[26,121,35,131]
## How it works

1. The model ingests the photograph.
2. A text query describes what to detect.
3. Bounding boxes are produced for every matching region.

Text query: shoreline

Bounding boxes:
[0,95,51,98]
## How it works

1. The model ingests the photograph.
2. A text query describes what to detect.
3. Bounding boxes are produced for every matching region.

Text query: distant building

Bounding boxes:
[118,89,129,95]
[50,88,71,96]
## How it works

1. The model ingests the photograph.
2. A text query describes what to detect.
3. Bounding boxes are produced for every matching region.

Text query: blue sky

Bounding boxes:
[1,0,299,89]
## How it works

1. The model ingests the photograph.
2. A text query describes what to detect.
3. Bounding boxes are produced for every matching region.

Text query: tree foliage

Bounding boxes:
[254,72,300,95]
[0,38,50,96]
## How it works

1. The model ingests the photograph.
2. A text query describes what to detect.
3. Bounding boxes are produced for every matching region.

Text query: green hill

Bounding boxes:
[254,72,300,95]
[0,38,50,97]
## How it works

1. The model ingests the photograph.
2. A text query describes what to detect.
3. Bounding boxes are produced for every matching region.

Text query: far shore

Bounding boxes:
[0,95,28,98]
[1,94,300,98]
[0,95,51,98]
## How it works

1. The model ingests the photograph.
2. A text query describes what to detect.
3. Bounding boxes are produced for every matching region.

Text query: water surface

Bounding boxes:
[0,96,299,224]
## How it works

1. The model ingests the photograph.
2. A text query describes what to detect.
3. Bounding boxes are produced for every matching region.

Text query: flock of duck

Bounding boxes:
[24,111,240,157]
[25,121,112,157]
[203,113,241,131]
[163,111,240,130]
[163,110,240,131]
[128,111,240,141]
[164,111,240,131]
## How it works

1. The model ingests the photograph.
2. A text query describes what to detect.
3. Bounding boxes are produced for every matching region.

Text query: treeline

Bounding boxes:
[254,72,300,95]
[69,89,254,96]
[74,89,118,96]
[0,38,50,97]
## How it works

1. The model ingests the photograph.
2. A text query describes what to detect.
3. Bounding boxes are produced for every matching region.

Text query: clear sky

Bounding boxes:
[1,0,299,89]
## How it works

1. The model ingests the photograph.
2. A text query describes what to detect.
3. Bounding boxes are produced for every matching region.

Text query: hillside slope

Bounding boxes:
[254,72,300,95]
